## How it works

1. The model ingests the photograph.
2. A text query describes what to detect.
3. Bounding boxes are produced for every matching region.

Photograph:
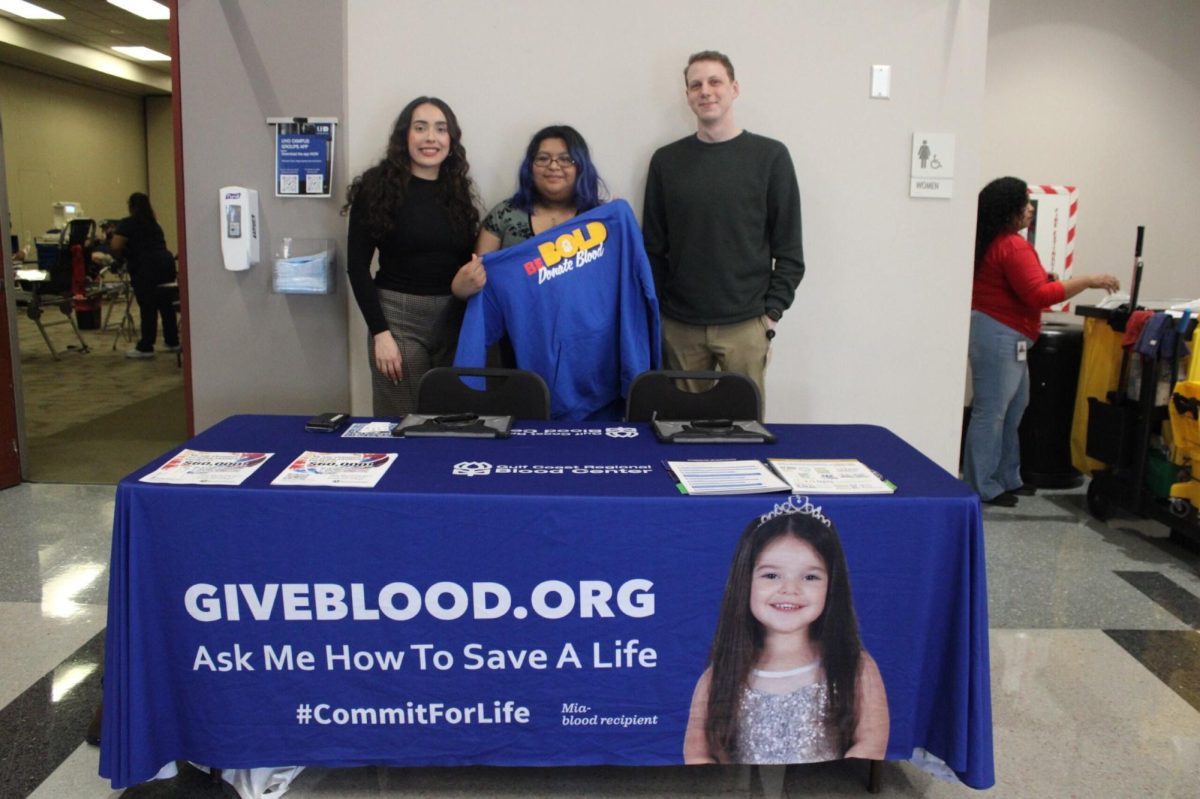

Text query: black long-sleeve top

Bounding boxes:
[346,175,472,335]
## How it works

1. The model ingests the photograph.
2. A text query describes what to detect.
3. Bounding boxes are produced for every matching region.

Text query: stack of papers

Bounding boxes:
[341,422,398,438]
[767,459,895,494]
[139,449,399,489]
[667,460,789,495]
[667,458,895,496]
[271,451,397,488]
[140,450,273,486]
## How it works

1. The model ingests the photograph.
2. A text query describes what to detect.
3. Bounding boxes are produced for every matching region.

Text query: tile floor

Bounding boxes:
[0,483,1197,798]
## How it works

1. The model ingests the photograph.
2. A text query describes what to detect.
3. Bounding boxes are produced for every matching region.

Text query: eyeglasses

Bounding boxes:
[533,153,576,169]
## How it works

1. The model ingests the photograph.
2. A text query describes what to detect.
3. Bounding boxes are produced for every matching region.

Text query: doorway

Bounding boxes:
[0,24,187,485]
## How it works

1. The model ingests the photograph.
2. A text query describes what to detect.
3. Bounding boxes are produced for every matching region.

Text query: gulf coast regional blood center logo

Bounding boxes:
[452,427,645,477]
[522,221,607,285]
[453,461,493,477]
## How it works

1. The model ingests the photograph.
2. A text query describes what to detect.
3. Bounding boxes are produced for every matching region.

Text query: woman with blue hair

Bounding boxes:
[451,124,607,298]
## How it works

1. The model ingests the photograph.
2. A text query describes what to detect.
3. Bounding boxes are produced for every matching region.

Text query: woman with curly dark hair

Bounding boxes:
[964,177,1119,506]
[345,96,481,415]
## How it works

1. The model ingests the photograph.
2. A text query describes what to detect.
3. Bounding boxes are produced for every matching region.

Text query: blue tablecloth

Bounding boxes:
[101,416,993,788]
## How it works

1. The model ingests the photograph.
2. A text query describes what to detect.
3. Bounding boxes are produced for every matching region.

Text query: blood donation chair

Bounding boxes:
[13,222,95,359]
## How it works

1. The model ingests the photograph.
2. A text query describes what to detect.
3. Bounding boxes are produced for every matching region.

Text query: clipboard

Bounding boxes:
[652,419,776,444]
[394,413,513,438]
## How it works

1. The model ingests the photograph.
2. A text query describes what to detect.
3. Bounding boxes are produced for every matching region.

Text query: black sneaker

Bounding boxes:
[1011,484,1037,496]
[983,492,1018,507]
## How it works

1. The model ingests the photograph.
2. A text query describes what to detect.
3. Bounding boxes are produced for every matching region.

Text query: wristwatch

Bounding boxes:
[765,308,782,322]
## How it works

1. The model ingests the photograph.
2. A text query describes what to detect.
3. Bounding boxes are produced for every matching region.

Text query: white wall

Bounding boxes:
[0,63,147,248]
[146,95,177,254]
[984,0,1200,302]
[346,0,991,471]
[178,0,349,432]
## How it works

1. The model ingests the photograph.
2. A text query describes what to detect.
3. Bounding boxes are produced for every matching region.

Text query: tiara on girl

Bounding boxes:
[759,495,831,527]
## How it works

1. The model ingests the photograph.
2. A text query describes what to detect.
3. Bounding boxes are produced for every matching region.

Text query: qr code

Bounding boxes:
[279,174,299,194]
[306,174,325,194]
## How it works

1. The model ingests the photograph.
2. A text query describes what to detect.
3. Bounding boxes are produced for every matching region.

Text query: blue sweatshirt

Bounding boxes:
[454,199,661,420]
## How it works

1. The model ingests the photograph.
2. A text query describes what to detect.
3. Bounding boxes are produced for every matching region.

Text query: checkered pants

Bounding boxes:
[370,289,464,417]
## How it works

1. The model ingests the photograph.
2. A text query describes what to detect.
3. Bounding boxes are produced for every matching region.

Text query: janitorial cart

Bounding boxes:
[1078,227,1200,551]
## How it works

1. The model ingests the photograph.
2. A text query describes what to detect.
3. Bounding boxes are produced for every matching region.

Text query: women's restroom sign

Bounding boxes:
[269,117,337,198]
[1023,185,1077,312]
[910,132,955,198]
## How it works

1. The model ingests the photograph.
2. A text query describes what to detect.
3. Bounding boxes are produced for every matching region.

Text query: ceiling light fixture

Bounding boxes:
[106,0,169,21]
[112,45,170,61]
[0,0,64,20]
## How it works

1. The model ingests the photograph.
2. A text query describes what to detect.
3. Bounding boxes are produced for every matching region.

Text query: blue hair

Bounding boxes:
[510,125,606,214]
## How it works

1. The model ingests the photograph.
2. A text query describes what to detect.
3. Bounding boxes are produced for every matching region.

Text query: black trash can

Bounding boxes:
[1018,321,1084,488]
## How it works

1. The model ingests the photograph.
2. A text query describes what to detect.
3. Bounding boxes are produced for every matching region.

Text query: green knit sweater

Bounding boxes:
[642,131,806,325]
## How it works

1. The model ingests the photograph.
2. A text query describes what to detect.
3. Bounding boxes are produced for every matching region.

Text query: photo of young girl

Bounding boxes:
[683,496,889,764]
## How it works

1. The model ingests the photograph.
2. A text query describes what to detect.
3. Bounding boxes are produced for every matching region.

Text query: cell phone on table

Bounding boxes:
[304,412,348,433]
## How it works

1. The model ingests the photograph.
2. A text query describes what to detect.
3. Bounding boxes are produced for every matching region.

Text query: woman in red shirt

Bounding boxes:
[964,177,1119,506]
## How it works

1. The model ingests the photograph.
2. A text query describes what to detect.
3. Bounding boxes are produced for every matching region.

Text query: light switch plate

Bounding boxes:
[871,65,891,99]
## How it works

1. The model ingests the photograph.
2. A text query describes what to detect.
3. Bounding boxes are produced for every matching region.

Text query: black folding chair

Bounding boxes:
[13,235,91,360]
[625,370,762,421]
[417,367,551,420]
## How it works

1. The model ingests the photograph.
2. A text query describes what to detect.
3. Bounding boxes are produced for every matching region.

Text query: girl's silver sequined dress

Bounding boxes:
[733,669,839,764]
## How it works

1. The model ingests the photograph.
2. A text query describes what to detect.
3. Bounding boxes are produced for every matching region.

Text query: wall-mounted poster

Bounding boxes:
[269,117,337,198]
[1023,185,1077,311]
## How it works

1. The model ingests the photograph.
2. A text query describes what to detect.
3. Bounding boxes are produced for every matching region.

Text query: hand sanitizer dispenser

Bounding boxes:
[219,186,260,271]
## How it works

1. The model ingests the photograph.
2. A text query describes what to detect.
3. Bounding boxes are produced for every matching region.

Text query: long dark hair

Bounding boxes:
[127,192,156,222]
[510,125,606,214]
[704,504,864,761]
[975,176,1028,269]
[343,96,479,239]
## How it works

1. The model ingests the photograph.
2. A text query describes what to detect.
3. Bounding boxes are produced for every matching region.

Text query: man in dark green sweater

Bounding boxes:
[642,50,806,410]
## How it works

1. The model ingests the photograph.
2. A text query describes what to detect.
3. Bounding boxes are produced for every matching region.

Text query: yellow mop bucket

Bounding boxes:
[1169,380,1200,510]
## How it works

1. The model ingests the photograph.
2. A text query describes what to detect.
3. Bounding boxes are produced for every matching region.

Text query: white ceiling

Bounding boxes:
[0,0,171,95]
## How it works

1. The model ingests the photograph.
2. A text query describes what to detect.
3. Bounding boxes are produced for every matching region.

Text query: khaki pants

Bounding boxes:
[660,315,771,409]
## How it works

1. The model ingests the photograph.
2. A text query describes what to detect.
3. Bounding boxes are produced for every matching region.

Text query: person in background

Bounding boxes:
[345,96,481,416]
[643,50,806,409]
[964,176,1120,506]
[111,193,179,359]
[90,220,119,271]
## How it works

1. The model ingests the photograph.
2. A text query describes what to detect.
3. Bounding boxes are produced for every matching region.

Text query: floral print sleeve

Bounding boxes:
[483,200,534,249]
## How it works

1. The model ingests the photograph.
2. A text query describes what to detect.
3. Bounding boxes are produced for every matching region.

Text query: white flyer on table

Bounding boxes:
[271,451,397,488]
[139,450,274,486]
[767,459,895,494]
[340,422,398,438]
[668,459,790,495]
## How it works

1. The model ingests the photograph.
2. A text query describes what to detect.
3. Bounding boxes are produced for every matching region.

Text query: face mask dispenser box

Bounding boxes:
[272,237,336,294]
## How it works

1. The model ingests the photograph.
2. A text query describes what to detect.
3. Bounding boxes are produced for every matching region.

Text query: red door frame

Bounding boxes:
[168,0,194,437]
[0,114,23,488]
